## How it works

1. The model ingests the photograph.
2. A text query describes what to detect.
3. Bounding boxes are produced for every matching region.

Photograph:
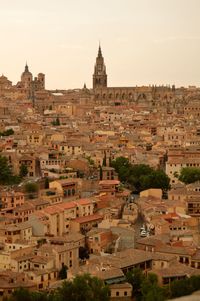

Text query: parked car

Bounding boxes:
[140,224,146,231]
[140,230,147,237]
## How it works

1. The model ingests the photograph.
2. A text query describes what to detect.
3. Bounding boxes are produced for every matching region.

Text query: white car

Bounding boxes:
[140,230,147,237]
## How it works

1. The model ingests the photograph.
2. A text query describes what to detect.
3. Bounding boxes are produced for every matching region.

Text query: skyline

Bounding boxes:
[1,0,200,89]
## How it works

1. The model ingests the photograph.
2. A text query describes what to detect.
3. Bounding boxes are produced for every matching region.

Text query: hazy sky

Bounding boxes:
[0,0,200,89]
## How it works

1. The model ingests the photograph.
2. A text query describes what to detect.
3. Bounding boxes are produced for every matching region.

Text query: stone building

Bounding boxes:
[92,45,174,104]
[16,63,45,100]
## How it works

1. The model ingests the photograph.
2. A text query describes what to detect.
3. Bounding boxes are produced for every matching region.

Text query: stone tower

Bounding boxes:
[21,63,33,89]
[93,45,107,89]
[37,73,45,90]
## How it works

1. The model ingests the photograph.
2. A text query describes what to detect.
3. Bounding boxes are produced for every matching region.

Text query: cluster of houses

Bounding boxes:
[0,55,200,300]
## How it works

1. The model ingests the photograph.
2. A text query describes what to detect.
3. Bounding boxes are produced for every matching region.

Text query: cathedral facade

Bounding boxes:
[92,45,175,105]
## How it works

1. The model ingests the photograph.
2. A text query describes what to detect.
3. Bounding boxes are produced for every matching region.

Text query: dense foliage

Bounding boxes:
[7,274,110,301]
[111,157,170,192]
[178,167,200,184]
[24,182,39,199]
[169,275,200,299]
[58,265,68,280]
[44,177,49,189]
[52,118,60,126]
[6,271,200,301]
[0,128,14,136]
[126,268,200,301]
[25,182,39,193]
[79,246,90,260]
[19,164,28,178]
[0,155,20,185]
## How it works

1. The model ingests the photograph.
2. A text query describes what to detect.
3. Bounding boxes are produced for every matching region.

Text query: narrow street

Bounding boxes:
[132,212,145,243]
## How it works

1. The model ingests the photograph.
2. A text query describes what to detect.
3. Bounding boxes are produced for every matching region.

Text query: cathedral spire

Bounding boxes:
[98,43,102,58]
[93,44,107,89]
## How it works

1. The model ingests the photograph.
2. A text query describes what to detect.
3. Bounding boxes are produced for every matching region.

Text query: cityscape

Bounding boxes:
[0,1,200,301]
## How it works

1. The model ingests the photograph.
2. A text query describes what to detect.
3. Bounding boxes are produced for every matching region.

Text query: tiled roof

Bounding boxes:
[73,214,103,224]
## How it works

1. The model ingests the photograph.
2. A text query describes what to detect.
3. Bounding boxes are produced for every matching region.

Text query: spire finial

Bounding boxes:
[98,42,102,58]
[25,61,29,72]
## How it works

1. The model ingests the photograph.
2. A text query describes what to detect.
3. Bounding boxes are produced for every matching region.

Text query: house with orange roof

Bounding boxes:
[70,214,103,233]
[99,180,120,196]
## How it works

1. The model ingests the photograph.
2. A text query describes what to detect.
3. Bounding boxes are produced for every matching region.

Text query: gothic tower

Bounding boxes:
[93,45,107,89]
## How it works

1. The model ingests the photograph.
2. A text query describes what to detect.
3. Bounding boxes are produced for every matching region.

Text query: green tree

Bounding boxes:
[111,157,132,183]
[99,165,103,180]
[111,157,131,173]
[0,155,14,185]
[0,128,14,136]
[30,291,49,301]
[126,267,145,298]
[58,274,110,301]
[111,157,170,193]
[79,246,89,260]
[141,273,167,301]
[58,264,68,280]
[190,275,200,292]
[143,286,167,301]
[19,164,28,178]
[140,170,170,191]
[179,167,200,184]
[169,277,194,299]
[5,129,14,136]
[102,152,107,166]
[25,182,39,193]
[9,287,32,301]
[52,117,60,126]
[44,177,49,189]
[24,182,39,199]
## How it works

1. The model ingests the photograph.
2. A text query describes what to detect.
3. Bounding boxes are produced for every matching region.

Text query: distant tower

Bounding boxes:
[37,73,45,89]
[93,44,107,89]
[21,63,33,89]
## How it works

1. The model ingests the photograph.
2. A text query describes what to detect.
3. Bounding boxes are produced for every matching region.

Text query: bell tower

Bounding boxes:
[93,45,107,89]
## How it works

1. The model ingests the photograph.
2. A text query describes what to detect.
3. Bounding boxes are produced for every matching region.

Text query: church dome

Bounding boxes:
[21,63,32,77]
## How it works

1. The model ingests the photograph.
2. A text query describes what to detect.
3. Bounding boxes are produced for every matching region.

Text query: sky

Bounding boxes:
[0,0,200,89]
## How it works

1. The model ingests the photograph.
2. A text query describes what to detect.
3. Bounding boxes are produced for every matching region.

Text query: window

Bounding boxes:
[116,291,119,296]
[124,291,127,296]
